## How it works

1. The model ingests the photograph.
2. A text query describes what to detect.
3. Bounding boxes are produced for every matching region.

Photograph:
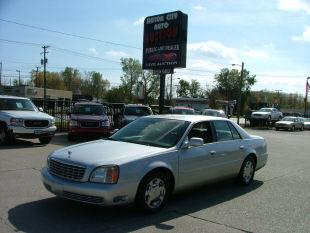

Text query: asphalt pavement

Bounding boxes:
[0,129,309,233]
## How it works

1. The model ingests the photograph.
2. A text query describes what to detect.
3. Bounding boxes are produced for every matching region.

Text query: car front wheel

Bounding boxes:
[0,125,14,144]
[136,171,171,213]
[39,137,52,144]
[238,156,255,186]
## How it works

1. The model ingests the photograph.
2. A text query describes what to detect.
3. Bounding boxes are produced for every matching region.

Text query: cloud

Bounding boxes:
[105,50,129,58]
[292,26,310,42]
[278,0,310,14]
[88,48,98,55]
[187,41,270,64]
[192,5,206,11]
[133,17,145,25]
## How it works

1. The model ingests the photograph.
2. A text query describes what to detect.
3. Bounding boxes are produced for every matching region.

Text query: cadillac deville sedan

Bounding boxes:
[41,115,268,213]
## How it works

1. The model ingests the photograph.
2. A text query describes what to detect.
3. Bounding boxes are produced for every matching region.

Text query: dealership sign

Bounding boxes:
[142,11,188,70]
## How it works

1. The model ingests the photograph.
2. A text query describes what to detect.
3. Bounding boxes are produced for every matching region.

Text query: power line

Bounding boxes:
[0,38,121,64]
[0,18,141,50]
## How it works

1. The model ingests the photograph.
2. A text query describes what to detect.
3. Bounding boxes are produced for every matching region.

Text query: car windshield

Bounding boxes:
[110,117,190,148]
[124,106,151,116]
[172,108,195,115]
[282,117,295,122]
[259,108,272,112]
[0,98,36,111]
[72,104,106,115]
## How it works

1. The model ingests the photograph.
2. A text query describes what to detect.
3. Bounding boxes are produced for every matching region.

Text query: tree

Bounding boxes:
[80,71,110,100]
[141,71,160,104]
[105,85,130,103]
[177,79,190,97]
[214,68,256,113]
[61,67,81,92]
[189,79,203,98]
[120,58,142,102]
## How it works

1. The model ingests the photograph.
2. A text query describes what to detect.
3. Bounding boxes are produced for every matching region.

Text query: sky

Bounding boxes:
[0,0,309,95]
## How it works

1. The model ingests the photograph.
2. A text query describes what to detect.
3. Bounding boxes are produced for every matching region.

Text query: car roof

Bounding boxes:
[172,106,194,110]
[0,95,29,100]
[145,114,227,123]
[125,104,150,108]
[74,102,103,106]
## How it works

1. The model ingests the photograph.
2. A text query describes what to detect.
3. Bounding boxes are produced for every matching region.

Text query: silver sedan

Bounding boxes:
[41,115,268,213]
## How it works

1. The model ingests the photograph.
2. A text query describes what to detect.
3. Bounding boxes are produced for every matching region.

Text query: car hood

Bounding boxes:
[1,110,53,120]
[252,111,270,115]
[51,140,167,166]
[71,115,109,121]
[276,121,293,125]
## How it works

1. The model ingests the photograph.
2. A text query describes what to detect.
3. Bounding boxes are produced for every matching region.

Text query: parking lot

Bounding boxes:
[0,129,310,233]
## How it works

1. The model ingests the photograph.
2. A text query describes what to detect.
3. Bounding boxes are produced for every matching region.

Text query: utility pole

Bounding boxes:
[159,74,165,114]
[0,61,2,86]
[170,73,173,105]
[130,72,133,102]
[41,45,49,111]
[275,90,282,108]
[16,70,21,86]
[35,66,39,87]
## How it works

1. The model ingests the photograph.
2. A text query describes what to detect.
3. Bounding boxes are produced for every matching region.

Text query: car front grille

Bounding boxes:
[63,191,104,204]
[24,120,49,128]
[80,121,100,128]
[252,114,262,117]
[49,159,86,181]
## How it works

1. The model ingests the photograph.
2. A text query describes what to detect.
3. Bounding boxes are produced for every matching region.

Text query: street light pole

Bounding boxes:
[304,77,310,117]
[232,62,244,125]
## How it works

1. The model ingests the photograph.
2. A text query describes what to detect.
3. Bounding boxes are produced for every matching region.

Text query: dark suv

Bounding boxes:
[67,102,110,140]
[121,104,153,127]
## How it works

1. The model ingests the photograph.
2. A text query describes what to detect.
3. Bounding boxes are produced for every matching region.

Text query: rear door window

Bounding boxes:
[213,120,233,142]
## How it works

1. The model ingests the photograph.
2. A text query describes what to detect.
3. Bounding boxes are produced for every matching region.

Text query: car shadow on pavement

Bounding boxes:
[8,179,263,233]
[0,139,45,149]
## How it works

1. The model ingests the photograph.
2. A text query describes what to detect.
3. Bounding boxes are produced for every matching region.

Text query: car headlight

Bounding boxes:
[102,120,110,127]
[89,165,119,184]
[50,118,55,126]
[69,120,78,127]
[46,153,53,167]
[10,118,24,127]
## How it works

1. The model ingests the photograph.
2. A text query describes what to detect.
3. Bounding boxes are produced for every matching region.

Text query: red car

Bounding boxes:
[67,102,110,140]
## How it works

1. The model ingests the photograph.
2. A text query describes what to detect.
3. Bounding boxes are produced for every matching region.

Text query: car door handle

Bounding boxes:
[239,145,244,150]
[210,150,216,155]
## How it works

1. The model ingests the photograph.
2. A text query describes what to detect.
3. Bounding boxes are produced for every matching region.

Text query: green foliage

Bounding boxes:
[105,85,130,103]
[177,79,190,97]
[176,79,203,98]
[142,71,160,104]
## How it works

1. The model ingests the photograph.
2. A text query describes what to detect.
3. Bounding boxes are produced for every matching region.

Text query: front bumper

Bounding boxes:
[41,167,136,206]
[8,125,57,138]
[69,127,110,137]
[275,124,292,130]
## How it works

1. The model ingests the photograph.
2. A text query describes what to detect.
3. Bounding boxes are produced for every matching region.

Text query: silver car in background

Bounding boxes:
[302,118,310,130]
[42,115,268,213]
[251,107,283,121]
[275,116,304,131]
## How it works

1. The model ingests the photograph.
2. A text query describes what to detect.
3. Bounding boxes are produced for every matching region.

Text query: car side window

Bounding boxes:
[213,121,233,142]
[188,122,213,144]
[228,122,242,139]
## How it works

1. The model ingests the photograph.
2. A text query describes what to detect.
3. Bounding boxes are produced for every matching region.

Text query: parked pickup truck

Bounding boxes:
[0,95,56,144]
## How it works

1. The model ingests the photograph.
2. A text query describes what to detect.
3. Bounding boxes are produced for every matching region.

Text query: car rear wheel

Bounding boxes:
[39,137,52,144]
[0,124,14,145]
[238,156,255,186]
[291,126,295,131]
[136,171,171,213]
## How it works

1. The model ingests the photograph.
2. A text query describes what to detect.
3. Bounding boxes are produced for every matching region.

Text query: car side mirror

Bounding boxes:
[38,107,43,112]
[110,129,119,135]
[189,137,204,147]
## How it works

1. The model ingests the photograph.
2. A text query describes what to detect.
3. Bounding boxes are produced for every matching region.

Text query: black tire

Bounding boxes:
[39,137,52,145]
[300,126,304,131]
[267,115,271,122]
[0,124,14,145]
[275,127,279,131]
[238,156,256,186]
[291,126,295,131]
[67,133,74,141]
[136,171,171,213]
